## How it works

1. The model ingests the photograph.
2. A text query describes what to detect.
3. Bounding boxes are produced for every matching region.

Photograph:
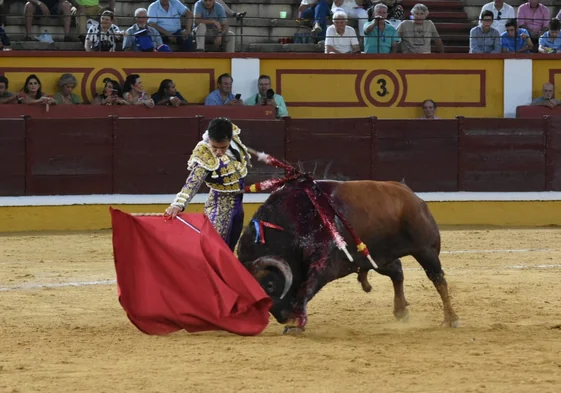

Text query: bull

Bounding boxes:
[237,178,460,334]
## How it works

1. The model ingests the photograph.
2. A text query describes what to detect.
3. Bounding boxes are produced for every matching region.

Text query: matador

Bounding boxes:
[165,117,252,251]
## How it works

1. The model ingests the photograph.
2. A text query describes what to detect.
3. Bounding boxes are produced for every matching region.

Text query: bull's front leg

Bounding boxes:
[283,251,329,335]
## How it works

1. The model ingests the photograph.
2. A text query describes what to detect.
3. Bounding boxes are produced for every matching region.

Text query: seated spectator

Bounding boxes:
[397,3,443,53]
[420,99,439,119]
[363,3,399,54]
[53,73,82,105]
[332,0,369,37]
[538,18,561,54]
[479,0,515,35]
[147,0,193,51]
[16,74,56,105]
[151,79,188,106]
[0,24,11,51]
[204,73,243,106]
[517,0,549,51]
[500,18,532,53]
[23,0,73,41]
[0,76,18,104]
[123,74,155,107]
[243,75,288,118]
[531,83,561,108]
[193,0,235,53]
[368,0,403,29]
[298,0,330,40]
[123,8,163,52]
[325,11,360,54]
[84,10,122,52]
[92,78,129,105]
[75,0,115,41]
[470,10,500,54]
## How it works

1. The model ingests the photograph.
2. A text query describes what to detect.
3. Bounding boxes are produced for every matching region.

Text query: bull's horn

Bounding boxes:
[251,256,293,300]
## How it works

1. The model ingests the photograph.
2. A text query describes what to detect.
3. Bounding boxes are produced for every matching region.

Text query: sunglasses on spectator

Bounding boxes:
[496,11,501,20]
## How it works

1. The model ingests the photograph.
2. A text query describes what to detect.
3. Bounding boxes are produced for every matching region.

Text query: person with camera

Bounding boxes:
[363,3,399,53]
[84,9,122,51]
[243,75,288,118]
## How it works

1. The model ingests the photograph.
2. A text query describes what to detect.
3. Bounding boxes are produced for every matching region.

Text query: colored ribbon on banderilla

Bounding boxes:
[244,147,378,270]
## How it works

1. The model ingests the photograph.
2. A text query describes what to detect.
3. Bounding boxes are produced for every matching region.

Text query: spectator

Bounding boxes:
[204,73,243,106]
[397,3,443,53]
[538,18,561,54]
[92,78,129,105]
[324,11,360,54]
[420,99,439,119]
[500,18,532,53]
[16,74,56,105]
[517,0,549,51]
[244,75,288,118]
[23,0,74,41]
[151,79,188,106]
[369,0,403,29]
[470,10,500,54]
[363,3,399,54]
[122,8,163,52]
[332,0,369,37]
[0,76,18,104]
[298,0,330,40]
[147,0,193,51]
[84,10,122,51]
[531,83,561,108]
[0,23,11,51]
[123,74,155,107]
[193,0,235,52]
[74,0,115,41]
[479,0,515,35]
[53,73,82,105]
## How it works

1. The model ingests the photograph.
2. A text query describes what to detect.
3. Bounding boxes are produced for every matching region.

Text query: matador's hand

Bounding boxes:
[164,205,182,219]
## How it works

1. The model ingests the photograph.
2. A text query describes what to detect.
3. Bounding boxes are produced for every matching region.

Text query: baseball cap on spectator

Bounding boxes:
[156,44,172,52]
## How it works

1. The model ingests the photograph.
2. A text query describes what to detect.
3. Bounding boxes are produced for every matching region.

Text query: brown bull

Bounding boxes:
[237,179,460,334]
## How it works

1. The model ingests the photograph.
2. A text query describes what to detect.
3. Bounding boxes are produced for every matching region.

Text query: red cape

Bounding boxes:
[109,208,272,336]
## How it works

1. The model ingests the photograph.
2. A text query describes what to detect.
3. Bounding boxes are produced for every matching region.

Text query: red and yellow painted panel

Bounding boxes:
[0,56,230,104]
[261,59,504,119]
[533,60,561,99]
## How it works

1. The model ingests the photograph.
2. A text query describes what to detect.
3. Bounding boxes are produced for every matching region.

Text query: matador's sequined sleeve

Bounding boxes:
[171,165,208,210]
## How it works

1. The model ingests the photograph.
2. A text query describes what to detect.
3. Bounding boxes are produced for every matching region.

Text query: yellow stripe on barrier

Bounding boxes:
[1,201,561,232]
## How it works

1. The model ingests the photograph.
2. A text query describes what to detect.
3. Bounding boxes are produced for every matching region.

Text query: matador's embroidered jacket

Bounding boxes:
[171,124,251,240]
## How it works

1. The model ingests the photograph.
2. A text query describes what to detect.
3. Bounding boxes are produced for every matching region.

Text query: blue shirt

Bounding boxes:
[147,0,189,33]
[500,28,530,53]
[539,31,561,52]
[363,21,399,54]
[204,89,234,105]
[194,0,226,29]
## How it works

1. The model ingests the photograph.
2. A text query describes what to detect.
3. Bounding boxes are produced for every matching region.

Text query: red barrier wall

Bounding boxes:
[0,104,275,120]
[2,115,561,196]
[516,105,561,118]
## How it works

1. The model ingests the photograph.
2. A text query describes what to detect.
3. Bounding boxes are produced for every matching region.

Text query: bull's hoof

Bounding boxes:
[394,308,410,323]
[360,281,372,293]
[282,326,305,335]
[442,319,460,328]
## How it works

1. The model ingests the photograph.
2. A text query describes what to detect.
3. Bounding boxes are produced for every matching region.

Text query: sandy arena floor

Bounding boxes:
[1,228,561,393]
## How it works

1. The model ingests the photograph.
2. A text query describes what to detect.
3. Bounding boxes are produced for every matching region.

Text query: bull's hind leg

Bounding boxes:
[374,259,410,321]
[413,249,459,328]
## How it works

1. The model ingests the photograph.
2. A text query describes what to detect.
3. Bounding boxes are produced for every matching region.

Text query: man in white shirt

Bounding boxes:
[325,11,360,53]
[332,0,369,36]
[478,0,515,34]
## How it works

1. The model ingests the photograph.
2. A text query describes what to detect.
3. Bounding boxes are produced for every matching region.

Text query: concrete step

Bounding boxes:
[9,41,85,50]
[402,0,465,11]
[435,22,476,33]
